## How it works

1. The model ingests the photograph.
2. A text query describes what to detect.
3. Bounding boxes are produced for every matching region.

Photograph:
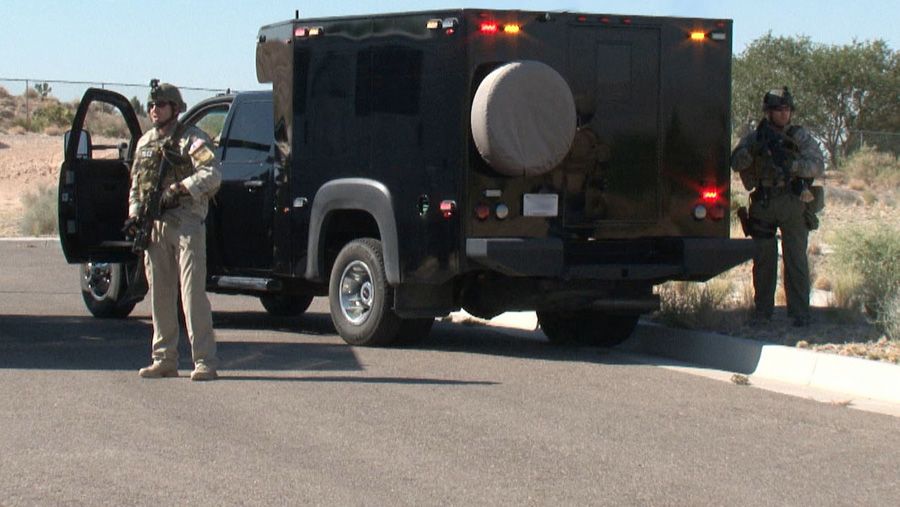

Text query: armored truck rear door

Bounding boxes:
[58,88,142,264]
[565,27,661,227]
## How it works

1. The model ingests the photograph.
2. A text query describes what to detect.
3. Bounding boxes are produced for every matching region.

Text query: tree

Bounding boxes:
[33,82,52,100]
[733,34,898,165]
[130,96,146,117]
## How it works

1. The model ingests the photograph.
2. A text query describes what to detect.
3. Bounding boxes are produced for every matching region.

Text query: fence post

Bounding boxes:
[25,79,29,129]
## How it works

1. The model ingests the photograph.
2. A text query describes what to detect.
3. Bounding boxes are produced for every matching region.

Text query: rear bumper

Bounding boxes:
[466,237,753,282]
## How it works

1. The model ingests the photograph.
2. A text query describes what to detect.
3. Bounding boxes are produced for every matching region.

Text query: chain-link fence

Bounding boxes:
[0,77,230,128]
[846,129,900,157]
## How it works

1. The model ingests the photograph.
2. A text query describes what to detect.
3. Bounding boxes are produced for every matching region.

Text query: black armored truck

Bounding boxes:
[59,8,752,347]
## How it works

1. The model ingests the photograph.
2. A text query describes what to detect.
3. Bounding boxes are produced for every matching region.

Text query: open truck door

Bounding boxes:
[58,88,144,319]
[58,88,142,264]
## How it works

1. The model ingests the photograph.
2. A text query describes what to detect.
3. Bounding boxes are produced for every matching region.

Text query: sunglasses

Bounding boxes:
[148,101,171,110]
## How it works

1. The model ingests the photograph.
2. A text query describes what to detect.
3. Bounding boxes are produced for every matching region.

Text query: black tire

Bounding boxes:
[260,294,314,316]
[329,239,402,346]
[80,262,138,319]
[537,310,639,347]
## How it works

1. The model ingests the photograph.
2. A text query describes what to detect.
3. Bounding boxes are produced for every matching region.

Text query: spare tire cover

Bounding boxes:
[471,61,576,177]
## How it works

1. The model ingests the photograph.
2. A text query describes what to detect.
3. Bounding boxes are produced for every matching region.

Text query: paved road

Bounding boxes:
[1,240,898,505]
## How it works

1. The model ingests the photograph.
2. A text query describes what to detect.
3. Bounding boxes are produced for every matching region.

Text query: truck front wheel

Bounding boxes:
[537,310,639,347]
[329,239,403,346]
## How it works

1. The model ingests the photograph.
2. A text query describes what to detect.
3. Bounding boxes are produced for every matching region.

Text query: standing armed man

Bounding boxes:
[731,87,825,327]
[126,81,222,380]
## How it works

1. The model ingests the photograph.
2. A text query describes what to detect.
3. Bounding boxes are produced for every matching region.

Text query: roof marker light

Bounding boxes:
[480,22,499,34]
[690,31,707,41]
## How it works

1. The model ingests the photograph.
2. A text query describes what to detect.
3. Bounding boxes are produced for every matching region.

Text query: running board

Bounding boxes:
[211,276,282,292]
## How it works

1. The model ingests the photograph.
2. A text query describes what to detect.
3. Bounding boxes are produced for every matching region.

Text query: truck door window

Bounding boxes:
[192,107,229,146]
[222,100,273,163]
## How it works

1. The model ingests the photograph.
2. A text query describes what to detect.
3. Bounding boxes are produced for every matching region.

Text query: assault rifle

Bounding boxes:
[128,122,189,253]
[751,120,799,185]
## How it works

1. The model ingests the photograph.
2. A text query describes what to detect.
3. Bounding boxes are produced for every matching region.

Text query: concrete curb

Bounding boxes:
[453,310,900,405]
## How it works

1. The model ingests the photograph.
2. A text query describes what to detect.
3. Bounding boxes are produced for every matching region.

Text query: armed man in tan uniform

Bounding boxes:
[126,82,222,380]
[731,87,825,327]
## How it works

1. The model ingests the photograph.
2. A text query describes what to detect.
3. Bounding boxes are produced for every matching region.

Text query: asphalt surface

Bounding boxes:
[1,240,899,505]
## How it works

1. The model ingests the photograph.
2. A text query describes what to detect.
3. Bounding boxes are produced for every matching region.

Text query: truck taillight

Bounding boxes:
[475,203,490,221]
[440,200,457,219]
[694,187,725,221]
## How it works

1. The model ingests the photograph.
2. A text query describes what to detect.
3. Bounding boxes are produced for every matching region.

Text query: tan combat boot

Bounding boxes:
[138,362,179,378]
[190,363,218,381]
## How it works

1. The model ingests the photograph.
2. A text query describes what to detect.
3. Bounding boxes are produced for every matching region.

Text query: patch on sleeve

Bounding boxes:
[189,139,215,166]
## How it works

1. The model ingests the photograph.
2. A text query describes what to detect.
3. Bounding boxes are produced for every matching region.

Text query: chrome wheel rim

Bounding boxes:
[82,263,112,300]
[339,260,375,326]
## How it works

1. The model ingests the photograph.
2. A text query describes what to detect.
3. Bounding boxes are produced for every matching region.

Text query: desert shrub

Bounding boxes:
[29,102,74,132]
[19,186,57,236]
[839,145,900,189]
[657,279,734,329]
[831,224,900,322]
[878,293,900,340]
[826,186,864,206]
[0,86,10,98]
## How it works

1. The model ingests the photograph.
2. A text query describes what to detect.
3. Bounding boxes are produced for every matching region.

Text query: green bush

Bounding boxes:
[831,224,900,324]
[19,186,57,236]
[879,293,900,340]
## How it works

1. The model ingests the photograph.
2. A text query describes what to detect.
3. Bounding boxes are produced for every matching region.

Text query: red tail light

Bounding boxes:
[479,22,499,34]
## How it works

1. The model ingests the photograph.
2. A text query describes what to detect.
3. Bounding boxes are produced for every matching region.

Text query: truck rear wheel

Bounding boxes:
[329,238,403,346]
[260,294,313,316]
[537,310,639,347]
[80,262,138,319]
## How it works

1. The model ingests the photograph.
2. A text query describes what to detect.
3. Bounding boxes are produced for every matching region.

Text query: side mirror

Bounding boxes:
[117,141,129,161]
[64,130,93,160]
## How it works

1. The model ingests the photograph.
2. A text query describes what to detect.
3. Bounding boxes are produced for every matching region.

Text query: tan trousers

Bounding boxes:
[144,214,218,369]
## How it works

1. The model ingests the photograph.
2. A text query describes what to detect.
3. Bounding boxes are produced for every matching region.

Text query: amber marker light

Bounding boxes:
[503,24,521,34]
[690,31,707,41]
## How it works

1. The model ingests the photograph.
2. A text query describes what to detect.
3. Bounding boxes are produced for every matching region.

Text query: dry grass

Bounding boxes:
[19,185,57,236]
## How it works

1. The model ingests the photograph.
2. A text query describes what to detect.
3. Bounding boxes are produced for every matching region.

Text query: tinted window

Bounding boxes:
[356,46,423,116]
[222,99,273,163]
[191,106,229,146]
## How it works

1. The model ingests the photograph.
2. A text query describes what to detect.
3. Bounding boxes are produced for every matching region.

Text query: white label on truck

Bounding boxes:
[523,194,559,217]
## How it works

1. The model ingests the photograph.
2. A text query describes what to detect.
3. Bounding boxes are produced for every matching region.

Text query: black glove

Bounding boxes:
[121,217,139,238]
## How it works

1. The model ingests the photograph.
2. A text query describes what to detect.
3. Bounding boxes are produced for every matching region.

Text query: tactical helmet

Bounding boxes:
[147,80,186,113]
[763,86,795,111]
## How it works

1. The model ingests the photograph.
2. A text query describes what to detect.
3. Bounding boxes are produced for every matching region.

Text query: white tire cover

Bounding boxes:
[471,61,576,176]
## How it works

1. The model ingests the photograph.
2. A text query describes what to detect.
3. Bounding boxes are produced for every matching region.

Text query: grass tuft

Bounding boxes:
[19,186,57,236]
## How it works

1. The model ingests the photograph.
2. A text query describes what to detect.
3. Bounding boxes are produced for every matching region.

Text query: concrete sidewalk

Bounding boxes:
[451,310,900,411]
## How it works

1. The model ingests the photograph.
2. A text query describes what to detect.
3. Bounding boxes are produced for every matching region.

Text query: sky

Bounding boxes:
[1,0,897,105]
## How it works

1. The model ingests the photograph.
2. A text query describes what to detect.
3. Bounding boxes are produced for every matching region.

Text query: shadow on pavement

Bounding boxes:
[0,313,362,372]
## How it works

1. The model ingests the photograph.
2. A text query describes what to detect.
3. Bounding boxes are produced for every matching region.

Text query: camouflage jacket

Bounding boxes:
[128,125,221,221]
[730,121,825,191]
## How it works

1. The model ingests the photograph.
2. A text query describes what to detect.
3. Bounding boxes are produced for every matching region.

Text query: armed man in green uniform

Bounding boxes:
[731,87,825,327]
[125,81,222,380]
